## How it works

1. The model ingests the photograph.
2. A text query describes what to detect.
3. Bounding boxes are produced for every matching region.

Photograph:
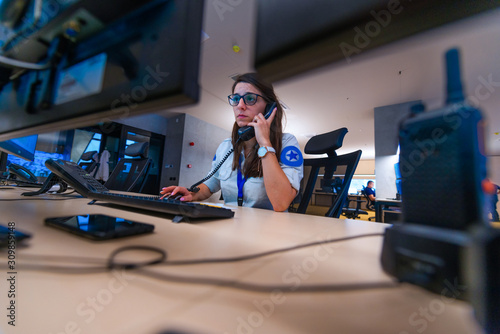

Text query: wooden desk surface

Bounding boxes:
[0,187,483,334]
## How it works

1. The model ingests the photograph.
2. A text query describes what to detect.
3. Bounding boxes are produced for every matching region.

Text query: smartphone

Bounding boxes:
[45,214,154,240]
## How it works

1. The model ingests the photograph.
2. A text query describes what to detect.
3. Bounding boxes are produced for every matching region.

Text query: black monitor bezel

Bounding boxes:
[0,0,204,141]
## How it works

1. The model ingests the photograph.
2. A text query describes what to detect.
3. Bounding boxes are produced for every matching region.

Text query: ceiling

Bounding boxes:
[159,2,500,160]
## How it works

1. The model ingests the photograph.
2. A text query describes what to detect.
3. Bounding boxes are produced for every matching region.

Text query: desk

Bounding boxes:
[0,187,482,334]
[312,190,336,206]
[375,198,402,222]
[312,191,365,209]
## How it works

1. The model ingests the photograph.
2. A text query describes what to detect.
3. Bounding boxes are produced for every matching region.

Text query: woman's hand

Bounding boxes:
[160,183,213,202]
[248,107,276,147]
[160,186,193,201]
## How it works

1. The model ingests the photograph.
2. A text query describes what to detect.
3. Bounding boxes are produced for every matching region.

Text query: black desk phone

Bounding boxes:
[8,163,38,183]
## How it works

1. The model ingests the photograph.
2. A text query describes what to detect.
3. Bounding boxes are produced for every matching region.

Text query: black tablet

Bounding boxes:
[45,215,154,240]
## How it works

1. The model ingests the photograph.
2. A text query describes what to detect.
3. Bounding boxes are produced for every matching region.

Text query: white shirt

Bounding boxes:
[95,150,110,182]
[204,133,304,210]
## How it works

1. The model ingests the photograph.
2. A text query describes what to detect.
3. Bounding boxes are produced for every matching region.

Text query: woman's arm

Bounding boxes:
[260,153,298,211]
[250,109,298,211]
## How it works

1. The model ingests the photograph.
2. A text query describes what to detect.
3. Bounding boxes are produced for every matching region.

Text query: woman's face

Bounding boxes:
[232,82,267,128]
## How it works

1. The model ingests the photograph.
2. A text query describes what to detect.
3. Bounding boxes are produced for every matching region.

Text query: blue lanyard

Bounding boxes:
[237,155,247,206]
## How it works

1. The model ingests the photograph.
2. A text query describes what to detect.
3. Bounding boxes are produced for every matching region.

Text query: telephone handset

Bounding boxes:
[237,102,277,142]
[8,163,38,183]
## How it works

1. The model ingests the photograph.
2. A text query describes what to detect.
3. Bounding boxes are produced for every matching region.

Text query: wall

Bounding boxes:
[374,101,420,200]
[489,156,500,184]
[156,113,231,201]
[179,114,231,201]
[355,159,375,175]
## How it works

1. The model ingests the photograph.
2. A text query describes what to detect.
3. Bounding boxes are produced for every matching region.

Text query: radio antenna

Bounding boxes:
[445,48,465,105]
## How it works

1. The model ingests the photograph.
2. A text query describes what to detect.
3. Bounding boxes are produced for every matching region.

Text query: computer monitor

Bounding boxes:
[0,134,38,161]
[394,162,402,197]
[0,0,204,141]
[254,0,499,82]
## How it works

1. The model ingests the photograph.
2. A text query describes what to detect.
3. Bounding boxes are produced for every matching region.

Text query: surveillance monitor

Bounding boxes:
[0,0,204,141]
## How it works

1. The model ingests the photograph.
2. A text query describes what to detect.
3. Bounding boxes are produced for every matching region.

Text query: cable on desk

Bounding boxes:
[0,259,399,293]
[154,232,385,266]
[2,233,397,293]
[8,233,384,269]
[34,234,383,274]
[133,268,399,293]
[51,189,79,196]
[107,245,166,270]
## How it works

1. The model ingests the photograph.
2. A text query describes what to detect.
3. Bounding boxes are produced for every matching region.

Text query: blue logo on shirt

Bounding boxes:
[281,146,303,167]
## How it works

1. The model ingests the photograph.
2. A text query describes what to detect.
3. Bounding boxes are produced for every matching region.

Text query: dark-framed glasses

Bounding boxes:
[227,93,265,106]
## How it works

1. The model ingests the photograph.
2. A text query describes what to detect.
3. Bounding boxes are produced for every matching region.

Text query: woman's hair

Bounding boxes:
[230,73,284,178]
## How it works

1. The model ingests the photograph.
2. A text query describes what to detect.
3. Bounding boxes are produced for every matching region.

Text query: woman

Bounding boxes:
[160,73,303,211]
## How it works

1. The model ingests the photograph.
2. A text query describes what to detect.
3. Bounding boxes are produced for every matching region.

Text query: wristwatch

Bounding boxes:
[257,146,276,158]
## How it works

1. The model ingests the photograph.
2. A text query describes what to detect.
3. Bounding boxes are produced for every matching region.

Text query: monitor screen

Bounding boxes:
[0,134,38,161]
[6,149,66,177]
[0,0,204,141]
[394,162,402,195]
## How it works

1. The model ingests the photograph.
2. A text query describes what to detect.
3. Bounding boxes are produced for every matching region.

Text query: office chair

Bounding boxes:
[342,196,368,219]
[78,151,100,177]
[104,142,152,193]
[361,186,375,210]
[295,128,362,218]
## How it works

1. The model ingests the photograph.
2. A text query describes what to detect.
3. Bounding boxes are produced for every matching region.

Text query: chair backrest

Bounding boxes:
[104,142,152,193]
[297,150,362,218]
[295,128,362,218]
[78,151,99,177]
[304,127,348,157]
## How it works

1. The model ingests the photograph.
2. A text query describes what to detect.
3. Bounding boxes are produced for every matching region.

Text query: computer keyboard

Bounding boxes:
[89,191,235,222]
[45,159,234,222]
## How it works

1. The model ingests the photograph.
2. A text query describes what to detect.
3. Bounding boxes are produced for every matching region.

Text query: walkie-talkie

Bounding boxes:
[380,48,487,307]
[397,48,486,229]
